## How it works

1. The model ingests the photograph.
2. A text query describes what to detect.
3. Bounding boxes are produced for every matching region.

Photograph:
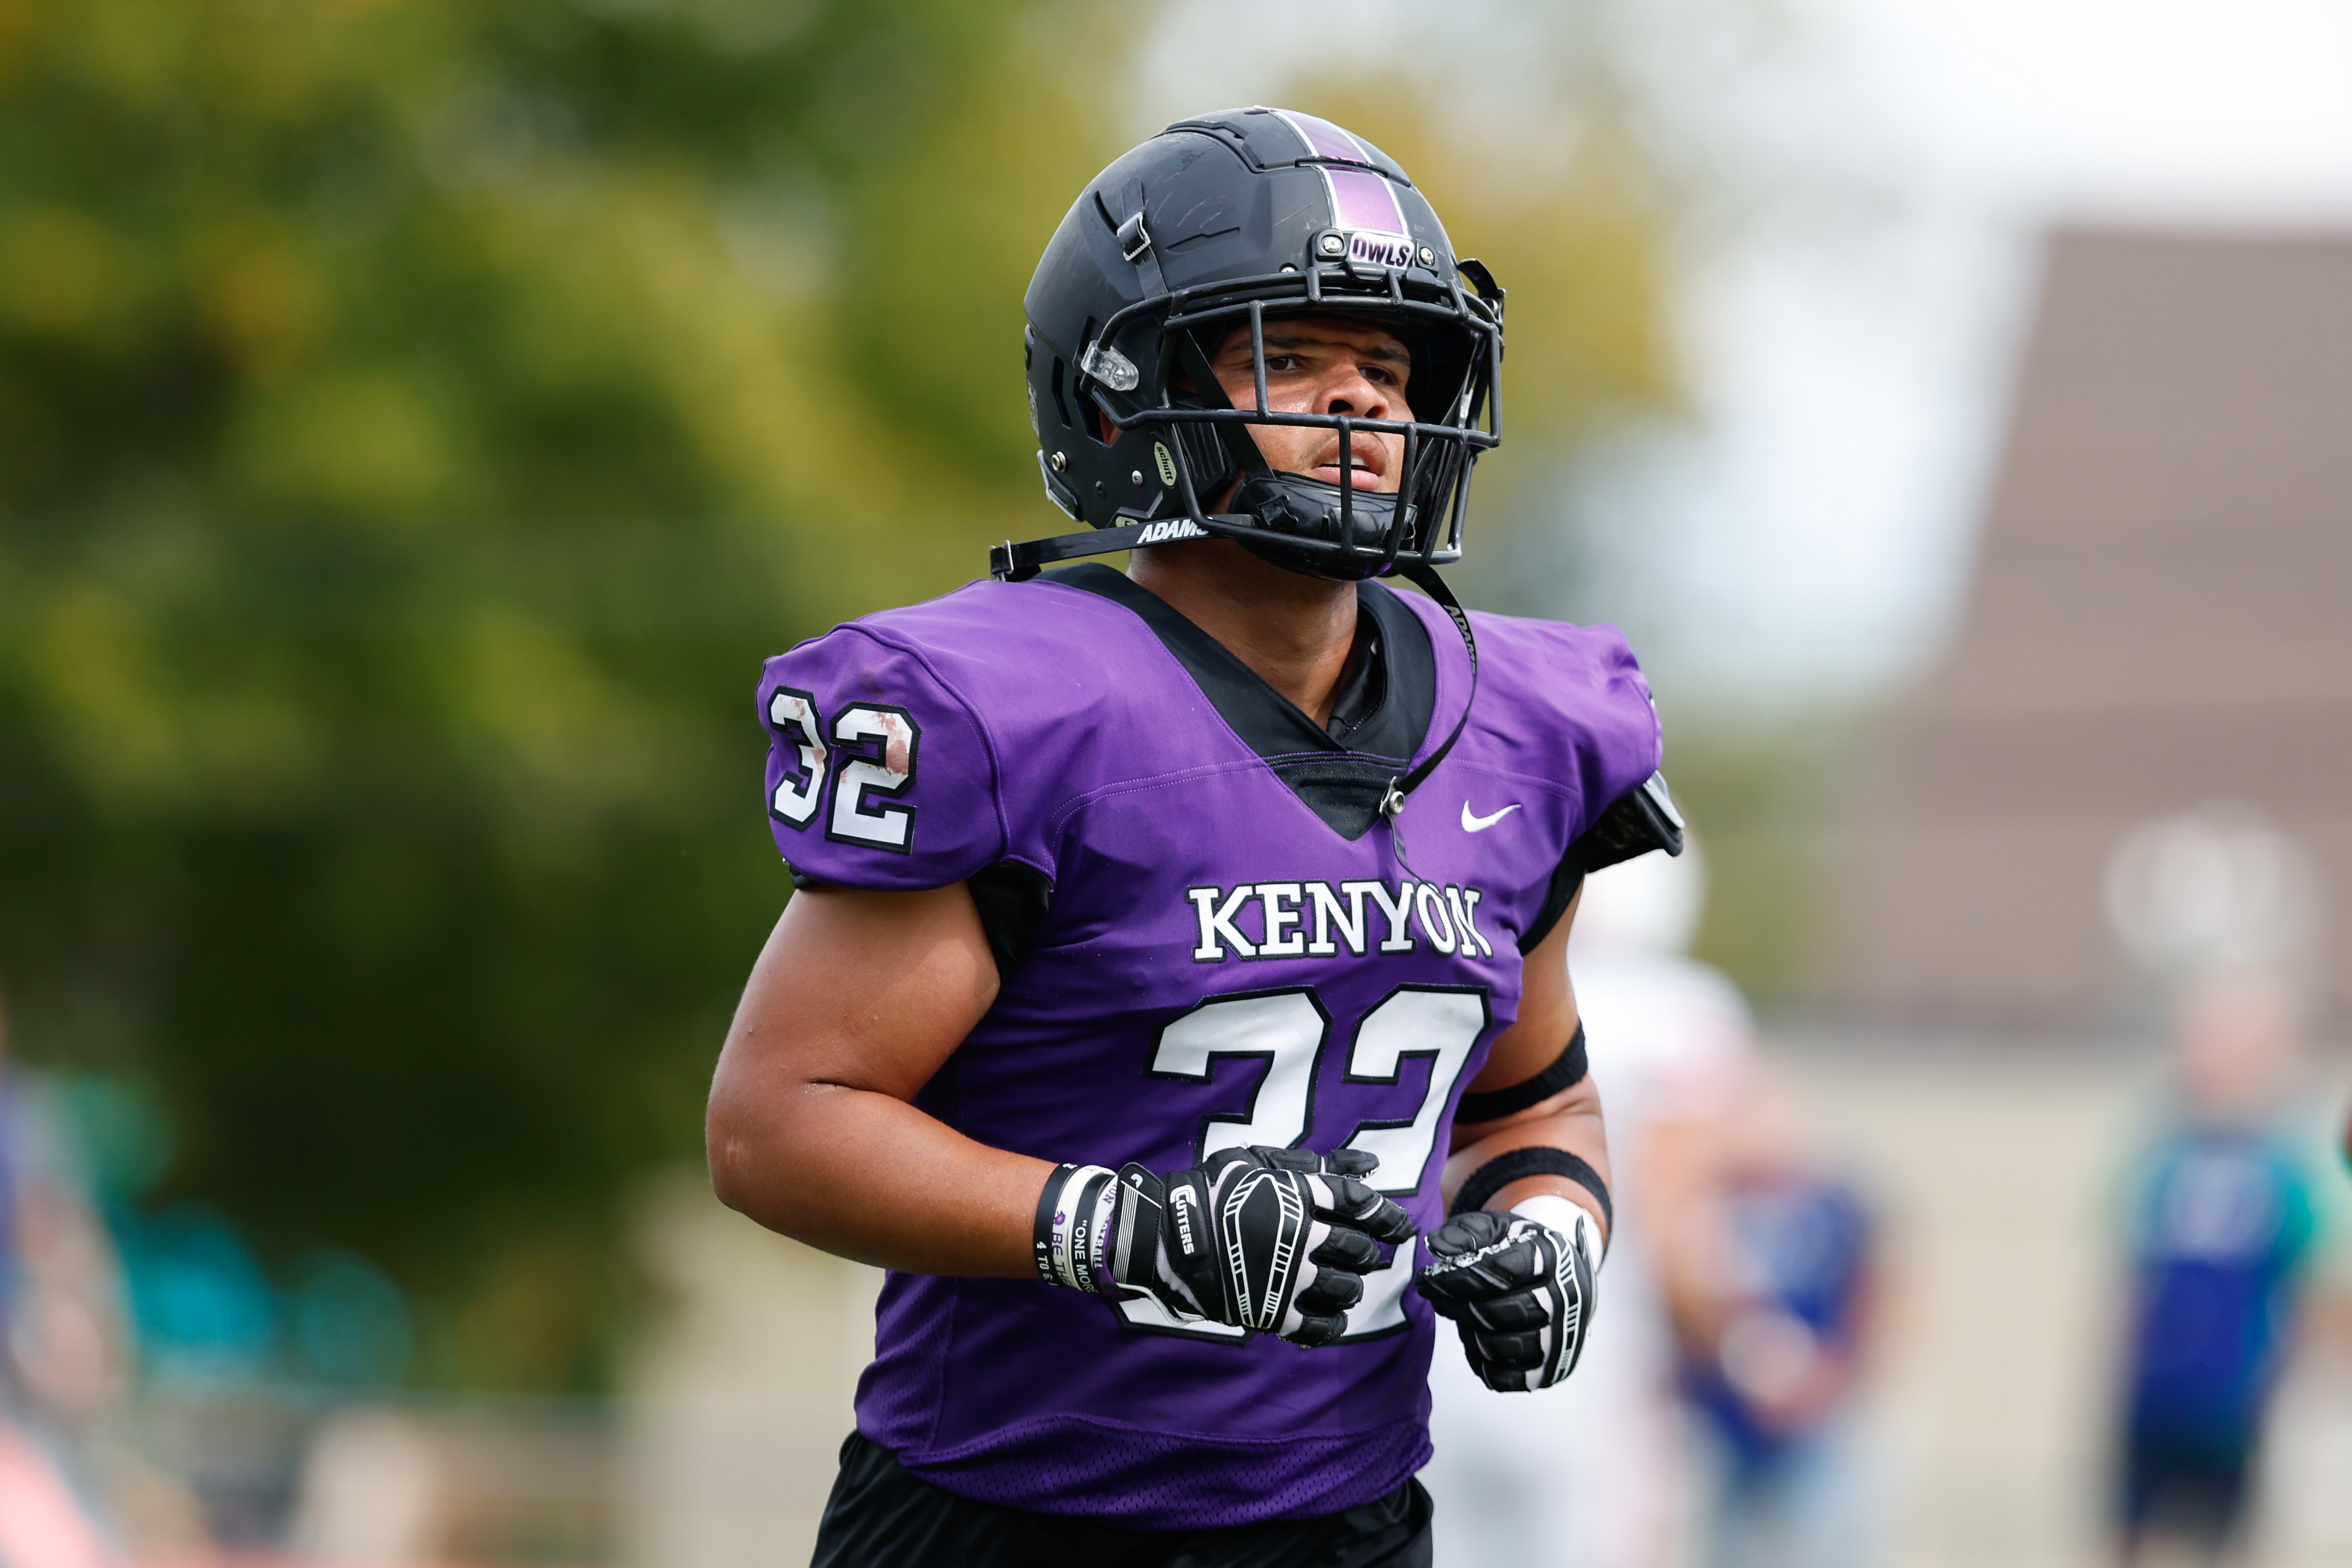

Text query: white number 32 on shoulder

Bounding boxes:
[766,688,922,853]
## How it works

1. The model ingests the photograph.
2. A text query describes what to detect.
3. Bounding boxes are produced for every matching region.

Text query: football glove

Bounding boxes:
[1110,1146,1418,1346]
[1416,1195,1603,1391]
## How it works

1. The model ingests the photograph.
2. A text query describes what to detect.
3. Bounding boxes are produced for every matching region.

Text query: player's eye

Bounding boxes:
[1262,354,1302,373]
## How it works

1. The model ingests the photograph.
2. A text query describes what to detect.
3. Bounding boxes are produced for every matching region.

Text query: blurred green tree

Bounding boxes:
[0,0,1122,1389]
[0,0,1680,1389]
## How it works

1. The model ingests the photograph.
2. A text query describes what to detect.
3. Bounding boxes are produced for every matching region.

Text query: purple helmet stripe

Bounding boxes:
[1271,109,1371,165]
[1322,166,1410,239]
[1266,109,1411,240]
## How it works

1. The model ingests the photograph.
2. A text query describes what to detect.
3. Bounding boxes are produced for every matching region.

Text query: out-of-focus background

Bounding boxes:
[2,2,2348,1565]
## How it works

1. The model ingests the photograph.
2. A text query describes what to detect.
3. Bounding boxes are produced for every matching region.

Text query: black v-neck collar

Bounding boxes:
[1047,563,1437,840]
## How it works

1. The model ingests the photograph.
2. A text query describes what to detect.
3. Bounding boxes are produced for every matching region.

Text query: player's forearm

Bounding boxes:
[708,1079,1051,1277]
[708,883,1039,1275]
[1441,1092,1612,1245]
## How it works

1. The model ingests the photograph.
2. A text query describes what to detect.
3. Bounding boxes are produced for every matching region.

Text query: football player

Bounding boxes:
[706,107,1682,1567]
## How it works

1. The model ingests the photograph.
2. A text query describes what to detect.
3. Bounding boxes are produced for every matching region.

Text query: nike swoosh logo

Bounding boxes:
[1461,801,1522,832]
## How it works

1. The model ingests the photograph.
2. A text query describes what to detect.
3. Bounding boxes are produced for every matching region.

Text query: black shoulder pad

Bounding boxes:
[1571,772,1685,874]
[1517,774,1685,953]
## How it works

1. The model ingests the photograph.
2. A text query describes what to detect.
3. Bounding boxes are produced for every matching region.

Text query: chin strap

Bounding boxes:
[1379,562,1479,882]
[990,515,1252,582]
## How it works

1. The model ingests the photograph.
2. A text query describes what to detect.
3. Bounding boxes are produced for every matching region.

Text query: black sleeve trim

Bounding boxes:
[1455,1025,1587,1125]
[1518,771,1687,953]
[785,861,1054,986]
[966,860,1055,983]
[1517,856,1585,954]
[1451,1147,1613,1235]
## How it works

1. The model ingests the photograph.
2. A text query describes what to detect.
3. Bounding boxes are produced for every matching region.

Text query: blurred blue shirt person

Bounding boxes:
[1684,1174,1874,1488]
[2114,967,2322,1563]
[1673,1149,1879,1568]
[2124,1131,2312,1451]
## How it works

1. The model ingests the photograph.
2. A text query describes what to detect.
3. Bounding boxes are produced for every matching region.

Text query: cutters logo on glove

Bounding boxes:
[1113,1145,1418,1346]
[1415,1206,1602,1392]
[1168,1184,1203,1257]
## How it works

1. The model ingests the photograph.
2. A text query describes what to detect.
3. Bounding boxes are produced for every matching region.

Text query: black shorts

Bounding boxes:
[812,1431,1434,1568]
[2119,1437,2252,1549]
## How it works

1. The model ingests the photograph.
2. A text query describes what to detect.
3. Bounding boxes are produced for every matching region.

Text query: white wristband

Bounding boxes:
[1050,1165,1118,1292]
[1511,1193,1606,1273]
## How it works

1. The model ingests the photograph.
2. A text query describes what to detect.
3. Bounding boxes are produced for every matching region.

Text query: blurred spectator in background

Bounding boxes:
[0,992,123,1568]
[1432,842,1872,1567]
[2112,969,2320,1565]
[1672,1109,1879,1568]
[2103,805,2334,1565]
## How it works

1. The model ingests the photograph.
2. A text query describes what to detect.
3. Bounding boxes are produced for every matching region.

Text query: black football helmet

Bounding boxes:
[996,106,1505,583]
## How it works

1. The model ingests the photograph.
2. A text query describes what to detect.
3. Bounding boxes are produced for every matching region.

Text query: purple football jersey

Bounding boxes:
[756,566,1662,1529]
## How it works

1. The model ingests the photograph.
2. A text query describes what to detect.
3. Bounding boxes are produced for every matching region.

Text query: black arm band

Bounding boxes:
[1032,1164,1078,1285]
[1451,1146,1613,1235]
[1454,1024,1587,1125]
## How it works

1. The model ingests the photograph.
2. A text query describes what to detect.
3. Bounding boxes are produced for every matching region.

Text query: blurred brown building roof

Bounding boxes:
[1832,227,2352,1027]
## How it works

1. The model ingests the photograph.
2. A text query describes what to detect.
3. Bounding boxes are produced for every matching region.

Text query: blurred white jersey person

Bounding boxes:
[1426,840,1759,1568]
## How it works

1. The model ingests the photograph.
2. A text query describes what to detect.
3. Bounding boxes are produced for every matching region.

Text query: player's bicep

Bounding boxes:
[1451,895,1591,1146]
[717,883,999,1105]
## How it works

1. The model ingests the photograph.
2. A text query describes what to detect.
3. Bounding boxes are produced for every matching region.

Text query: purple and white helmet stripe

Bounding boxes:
[1272,107,1371,164]
[1270,108,1411,240]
